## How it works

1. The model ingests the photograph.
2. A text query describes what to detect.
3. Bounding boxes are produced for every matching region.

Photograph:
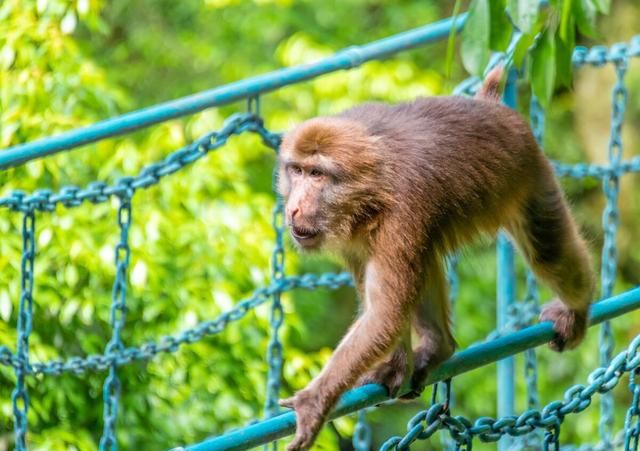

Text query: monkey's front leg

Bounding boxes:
[357,328,412,397]
[280,260,413,451]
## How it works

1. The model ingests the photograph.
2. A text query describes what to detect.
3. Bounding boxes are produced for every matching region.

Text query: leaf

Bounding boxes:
[574,0,598,37]
[461,0,491,76]
[0,45,15,69]
[489,0,512,51]
[530,28,556,106]
[592,0,611,14]
[445,0,464,80]
[560,0,573,43]
[507,0,540,33]
[60,10,77,34]
[555,32,573,88]
[77,0,90,15]
[513,31,536,68]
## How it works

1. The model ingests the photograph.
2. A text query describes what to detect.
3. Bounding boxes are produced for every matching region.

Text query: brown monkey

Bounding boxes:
[276,67,594,450]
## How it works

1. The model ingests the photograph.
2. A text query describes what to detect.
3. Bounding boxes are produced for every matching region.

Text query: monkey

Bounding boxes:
[276,67,594,451]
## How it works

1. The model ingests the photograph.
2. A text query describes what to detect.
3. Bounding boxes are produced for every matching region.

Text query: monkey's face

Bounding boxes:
[278,155,336,250]
[278,118,387,252]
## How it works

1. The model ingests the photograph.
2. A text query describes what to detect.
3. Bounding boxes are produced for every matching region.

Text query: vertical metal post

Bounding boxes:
[497,68,518,451]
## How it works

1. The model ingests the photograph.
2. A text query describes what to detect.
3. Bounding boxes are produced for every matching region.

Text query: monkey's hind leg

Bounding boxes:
[357,328,412,397]
[507,176,595,352]
[403,256,455,399]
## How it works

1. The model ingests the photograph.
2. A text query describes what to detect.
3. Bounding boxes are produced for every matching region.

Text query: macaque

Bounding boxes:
[276,67,594,451]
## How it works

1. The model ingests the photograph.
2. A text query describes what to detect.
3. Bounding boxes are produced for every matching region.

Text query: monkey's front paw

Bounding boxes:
[539,299,588,352]
[358,361,408,398]
[279,389,329,451]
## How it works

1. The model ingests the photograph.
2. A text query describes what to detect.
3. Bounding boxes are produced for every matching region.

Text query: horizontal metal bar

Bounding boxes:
[185,286,640,451]
[0,14,466,171]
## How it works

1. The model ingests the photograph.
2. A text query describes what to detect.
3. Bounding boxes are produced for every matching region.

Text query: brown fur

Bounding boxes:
[277,68,594,450]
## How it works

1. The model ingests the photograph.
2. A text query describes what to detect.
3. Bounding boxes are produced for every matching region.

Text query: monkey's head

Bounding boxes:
[278,117,389,251]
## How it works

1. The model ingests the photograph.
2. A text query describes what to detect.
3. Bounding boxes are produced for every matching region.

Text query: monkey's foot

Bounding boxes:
[357,360,408,398]
[401,345,453,400]
[279,389,330,451]
[539,299,588,352]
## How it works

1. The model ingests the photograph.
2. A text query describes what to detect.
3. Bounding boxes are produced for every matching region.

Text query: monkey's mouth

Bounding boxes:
[291,226,321,246]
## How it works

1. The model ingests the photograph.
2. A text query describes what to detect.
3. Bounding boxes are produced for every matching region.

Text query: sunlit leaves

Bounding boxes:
[462,0,609,104]
[507,0,540,33]
[461,0,490,76]
[60,10,77,34]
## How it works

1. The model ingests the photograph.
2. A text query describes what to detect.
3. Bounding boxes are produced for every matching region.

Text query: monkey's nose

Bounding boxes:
[288,207,300,222]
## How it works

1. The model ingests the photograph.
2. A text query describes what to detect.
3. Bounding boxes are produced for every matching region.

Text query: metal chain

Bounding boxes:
[264,192,286,421]
[551,157,640,179]
[99,195,133,451]
[0,272,353,376]
[263,115,285,430]
[572,38,640,68]
[625,368,640,451]
[0,114,282,213]
[353,410,372,451]
[11,209,36,451]
[379,334,640,450]
[599,56,628,448]
[440,255,459,451]
[520,95,545,450]
[543,424,561,451]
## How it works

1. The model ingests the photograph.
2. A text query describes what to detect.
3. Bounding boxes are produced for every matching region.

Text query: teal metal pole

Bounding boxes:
[181,286,640,451]
[0,14,467,170]
[497,235,515,451]
[497,68,518,451]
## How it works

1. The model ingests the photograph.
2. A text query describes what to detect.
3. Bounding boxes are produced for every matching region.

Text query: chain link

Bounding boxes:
[520,95,544,450]
[262,117,286,437]
[440,256,459,451]
[625,368,640,451]
[353,410,372,451]
[572,38,640,68]
[543,424,561,451]
[264,182,286,422]
[98,196,133,450]
[0,114,282,213]
[0,272,353,377]
[380,335,640,450]
[11,209,36,451]
[599,57,628,448]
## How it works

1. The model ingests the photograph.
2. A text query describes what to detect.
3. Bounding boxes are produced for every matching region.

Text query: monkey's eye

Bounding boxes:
[309,168,324,178]
[289,165,303,176]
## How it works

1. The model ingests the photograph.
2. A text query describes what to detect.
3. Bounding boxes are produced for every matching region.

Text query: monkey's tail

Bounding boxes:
[475,65,504,102]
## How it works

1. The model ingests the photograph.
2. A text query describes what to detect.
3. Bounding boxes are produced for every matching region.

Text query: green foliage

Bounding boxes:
[461,0,491,76]
[462,0,610,105]
[0,1,638,450]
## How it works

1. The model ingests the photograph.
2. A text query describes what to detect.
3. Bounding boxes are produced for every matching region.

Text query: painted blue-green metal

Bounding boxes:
[189,287,640,451]
[187,384,387,451]
[11,211,36,451]
[599,52,628,448]
[0,14,467,171]
[496,68,518,451]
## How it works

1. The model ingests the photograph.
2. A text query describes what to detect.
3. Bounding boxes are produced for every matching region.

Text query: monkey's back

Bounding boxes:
[338,97,551,252]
